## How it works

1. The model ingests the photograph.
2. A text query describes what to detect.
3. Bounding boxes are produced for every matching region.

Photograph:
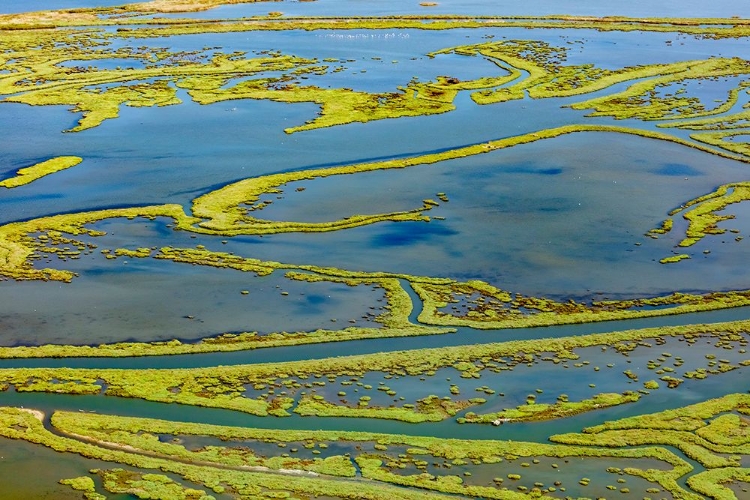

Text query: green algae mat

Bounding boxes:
[0,0,749,498]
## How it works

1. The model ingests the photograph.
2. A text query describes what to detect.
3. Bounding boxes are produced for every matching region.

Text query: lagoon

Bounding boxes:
[1,1,749,498]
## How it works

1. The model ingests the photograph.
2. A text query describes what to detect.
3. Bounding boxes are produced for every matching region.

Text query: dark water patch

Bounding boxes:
[653,163,704,177]
[505,166,564,176]
[0,193,64,205]
[371,222,458,248]
[303,294,328,306]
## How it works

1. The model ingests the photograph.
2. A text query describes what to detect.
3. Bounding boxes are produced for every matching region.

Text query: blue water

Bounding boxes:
[138,0,750,20]
[2,27,750,345]
[0,0,125,14]
[5,0,747,17]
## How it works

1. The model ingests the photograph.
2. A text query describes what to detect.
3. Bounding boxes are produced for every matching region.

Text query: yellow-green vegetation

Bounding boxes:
[670,107,750,133]
[294,394,476,423]
[9,6,750,38]
[56,410,358,477]
[0,156,82,188]
[430,39,750,164]
[458,392,641,424]
[648,218,673,236]
[687,468,750,500]
[135,241,750,332]
[184,72,519,133]
[3,44,316,132]
[185,149,452,233]
[569,58,750,121]
[59,475,102,500]
[692,130,750,156]
[92,469,215,500]
[7,21,750,274]
[657,84,750,161]
[551,393,750,470]
[0,247,457,358]
[439,41,704,106]
[0,407,464,500]
[4,226,748,357]
[649,181,750,248]
[413,277,750,329]
[48,409,699,499]
[0,125,549,281]
[660,254,691,264]
[3,6,750,500]
[1,0,281,28]
[0,125,740,258]
[179,124,749,236]
[0,325,450,358]
[550,396,750,499]
[3,15,750,152]
[0,204,196,281]
[9,80,183,132]
[0,320,745,418]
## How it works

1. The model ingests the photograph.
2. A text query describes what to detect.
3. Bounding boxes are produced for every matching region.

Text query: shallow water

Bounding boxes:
[0,0,125,14]
[0,261,384,346]
[145,0,750,20]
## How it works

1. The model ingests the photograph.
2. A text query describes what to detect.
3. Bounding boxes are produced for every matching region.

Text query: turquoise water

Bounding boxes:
[0,436,232,500]
[0,366,744,442]
[0,437,112,499]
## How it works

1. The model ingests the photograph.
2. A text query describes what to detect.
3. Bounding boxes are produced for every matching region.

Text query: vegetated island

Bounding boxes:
[0,320,745,423]
[0,393,746,499]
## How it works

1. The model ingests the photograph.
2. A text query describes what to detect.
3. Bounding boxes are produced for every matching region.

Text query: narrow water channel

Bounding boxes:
[0,367,743,444]
[1,303,747,370]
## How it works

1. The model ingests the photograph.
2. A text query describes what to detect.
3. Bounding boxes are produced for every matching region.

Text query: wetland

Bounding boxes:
[0,0,749,499]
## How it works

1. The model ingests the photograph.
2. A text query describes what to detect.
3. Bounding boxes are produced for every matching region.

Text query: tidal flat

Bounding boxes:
[1,0,750,498]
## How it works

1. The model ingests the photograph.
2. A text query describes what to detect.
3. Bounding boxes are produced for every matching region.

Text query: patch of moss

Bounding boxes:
[660,254,691,264]
[462,392,641,424]
[0,157,82,188]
